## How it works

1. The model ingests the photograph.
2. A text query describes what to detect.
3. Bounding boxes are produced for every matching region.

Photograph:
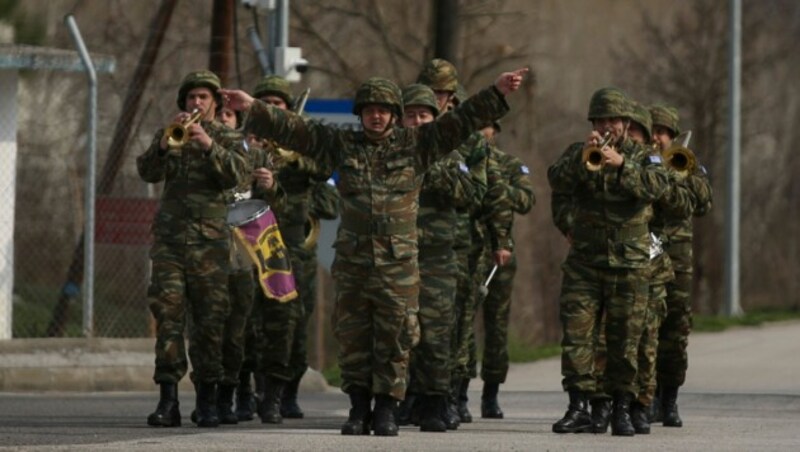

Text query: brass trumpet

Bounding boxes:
[303,215,321,251]
[165,108,203,148]
[662,145,697,175]
[582,132,613,171]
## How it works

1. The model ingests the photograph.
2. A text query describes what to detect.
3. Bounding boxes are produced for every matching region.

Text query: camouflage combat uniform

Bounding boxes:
[242,77,510,436]
[548,88,669,435]
[480,148,535,385]
[138,70,250,428]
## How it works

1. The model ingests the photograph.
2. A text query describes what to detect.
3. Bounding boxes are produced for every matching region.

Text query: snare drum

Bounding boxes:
[226,199,269,227]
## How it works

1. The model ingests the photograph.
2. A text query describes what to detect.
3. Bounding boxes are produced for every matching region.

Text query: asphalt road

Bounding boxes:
[1,321,799,451]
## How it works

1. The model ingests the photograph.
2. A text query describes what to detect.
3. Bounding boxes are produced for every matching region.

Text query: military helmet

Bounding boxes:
[416,58,459,92]
[252,75,294,108]
[352,77,403,117]
[401,83,439,117]
[650,104,681,137]
[587,87,633,121]
[177,70,222,111]
[629,102,652,143]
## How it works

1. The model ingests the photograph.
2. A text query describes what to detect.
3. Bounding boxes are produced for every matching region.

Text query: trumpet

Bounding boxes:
[165,108,203,148]
[662,145,697,175]
[582,131,614,171]
[303,215,321,251]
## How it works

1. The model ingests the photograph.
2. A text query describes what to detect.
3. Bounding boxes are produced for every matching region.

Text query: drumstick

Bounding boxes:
[478,264,499,298]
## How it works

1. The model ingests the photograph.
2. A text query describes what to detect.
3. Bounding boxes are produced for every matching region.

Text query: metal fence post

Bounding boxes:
[65,15,97,337]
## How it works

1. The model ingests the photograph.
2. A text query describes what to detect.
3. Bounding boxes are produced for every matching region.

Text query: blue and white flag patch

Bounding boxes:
[520,165,530,174]
[648,155,662,164]
[459,162,469,173]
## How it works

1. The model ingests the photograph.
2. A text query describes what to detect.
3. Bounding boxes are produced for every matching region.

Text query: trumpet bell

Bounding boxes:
[662,146,696,174]
[302,215,321,251]
[166,108,203,148]
[582,146,605,171]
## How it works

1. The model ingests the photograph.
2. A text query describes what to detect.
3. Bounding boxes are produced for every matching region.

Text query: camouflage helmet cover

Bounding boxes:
[629,101,652,142]
[352,77,403,117]
[177,70,222,111]
[252,75,294,108]
[587,87,633,121]
[401,83,439,117]
[416,58,459,92]
[649,104,681,136]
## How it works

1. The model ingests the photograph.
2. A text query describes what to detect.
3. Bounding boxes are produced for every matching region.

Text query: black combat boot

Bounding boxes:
[590,397,612,434]
[235,371,256,421]
[444,391,460,430]
[552,391,592,433]
[397,391,417,426]
[481,382,504,419]
[147,382,181,427]
[372,394,400,436]
[661,386,683,427]
[610,391,635,436]
[418,394,448,432]
[194,382,220,428]
[280,376,304,419]
[457,378,473,423]
[341,387,372,435]
[253,371,266,413]
[217,384,238,425]
[259,377,285,424]
[630,401,651,434]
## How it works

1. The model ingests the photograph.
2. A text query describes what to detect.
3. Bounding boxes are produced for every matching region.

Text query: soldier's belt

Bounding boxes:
[341,216,416,236]
[572,223,649,242]
[160,201,227,219]
[419,243,454,258]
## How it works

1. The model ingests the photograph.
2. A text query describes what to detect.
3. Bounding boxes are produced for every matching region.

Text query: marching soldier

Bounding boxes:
[139,70,250,428]
[548,87,669,436]
[221,67,526,436]
[401,83,477,432]
[478,123,535,419]
[651,104,713,428]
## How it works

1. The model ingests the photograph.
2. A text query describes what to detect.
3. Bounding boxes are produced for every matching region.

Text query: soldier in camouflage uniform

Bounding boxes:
[138,71,250,428]
[548,87,669,436]
[211,107,284,425]
[651,104,713,428]
[400,83,477,432]
[478,123,535,419]
[221,68,526,436]
[417,60,491,426]
[243,75,333,425]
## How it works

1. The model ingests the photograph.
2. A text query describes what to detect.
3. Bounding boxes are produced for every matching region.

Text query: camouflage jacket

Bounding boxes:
[271,153,331,249]
[137,120,250,245]
[243,85,510,267]
[309,178,341,221]
[652,164,713,272]
[547,138,669,269]
[453,133,490,251]
[483,147,535,251]
[418,150,476,253]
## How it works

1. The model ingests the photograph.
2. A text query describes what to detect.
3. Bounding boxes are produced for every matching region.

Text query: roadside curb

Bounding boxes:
[0,338,329,393]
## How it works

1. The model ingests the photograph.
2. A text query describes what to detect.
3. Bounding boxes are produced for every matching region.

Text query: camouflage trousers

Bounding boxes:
[240,290,262,376]
[286,249,318,382]
[258,253,305,383]
[559,258,649,397]
[332,259,420,400]
[450,248,477,384]
[657,271,693,387]
[220,268,255,385]
[409,250,457,396]
[147,240,231,384]
[636,283,667,406]
[593,281,668,404]
[480,254,517,384]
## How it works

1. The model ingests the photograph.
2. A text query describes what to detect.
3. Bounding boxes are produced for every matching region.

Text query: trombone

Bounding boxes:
[165,108,203,148]
[582,131,613,171]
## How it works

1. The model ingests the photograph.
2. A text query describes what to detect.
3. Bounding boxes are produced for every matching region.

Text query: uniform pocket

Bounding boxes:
[385,157,416,192]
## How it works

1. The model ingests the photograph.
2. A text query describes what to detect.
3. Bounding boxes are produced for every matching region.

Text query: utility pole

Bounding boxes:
[210,0,235,85]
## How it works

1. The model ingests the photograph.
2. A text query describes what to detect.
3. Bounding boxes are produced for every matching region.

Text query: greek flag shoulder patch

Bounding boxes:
[648,155,662,164]
[459,162,469,173]
[520,165,530,174]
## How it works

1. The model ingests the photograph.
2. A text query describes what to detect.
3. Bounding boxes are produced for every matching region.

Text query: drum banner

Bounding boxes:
[232,209,298,302]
